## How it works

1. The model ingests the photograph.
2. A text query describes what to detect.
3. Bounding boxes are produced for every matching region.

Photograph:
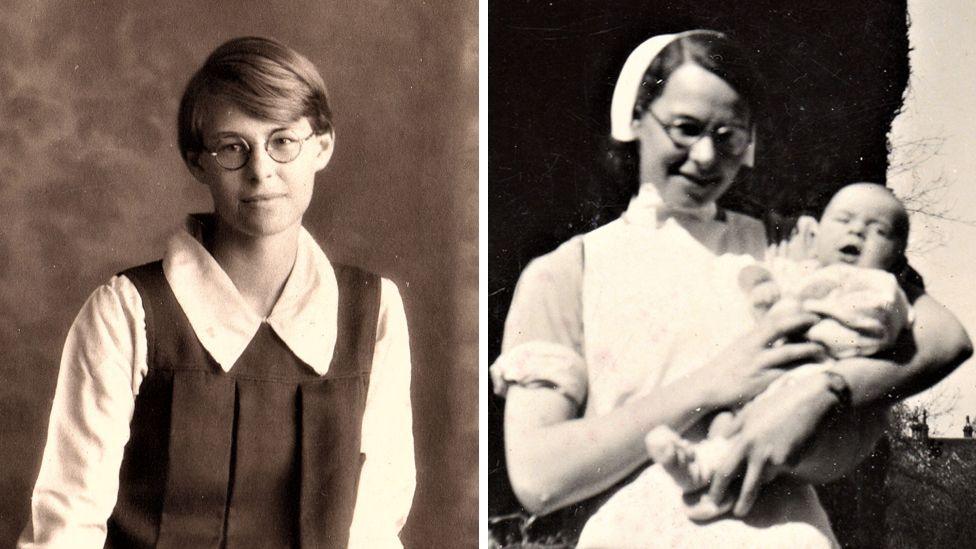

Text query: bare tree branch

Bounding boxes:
[888,135,976,257]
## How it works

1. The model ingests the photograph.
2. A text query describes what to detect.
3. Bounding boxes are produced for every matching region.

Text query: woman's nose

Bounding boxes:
[245,145,276,182]
[687,135,718,168]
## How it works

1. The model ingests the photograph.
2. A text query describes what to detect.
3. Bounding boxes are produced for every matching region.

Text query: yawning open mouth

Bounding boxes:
[838,243,861,262]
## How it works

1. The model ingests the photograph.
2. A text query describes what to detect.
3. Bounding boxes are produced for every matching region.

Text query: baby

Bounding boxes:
[645,182,913,520]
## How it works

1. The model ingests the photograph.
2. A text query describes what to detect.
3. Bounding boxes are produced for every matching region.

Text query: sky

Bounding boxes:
[891,0,976,436]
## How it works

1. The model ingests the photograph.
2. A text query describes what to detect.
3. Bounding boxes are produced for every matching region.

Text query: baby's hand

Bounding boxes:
[766,215,819,261]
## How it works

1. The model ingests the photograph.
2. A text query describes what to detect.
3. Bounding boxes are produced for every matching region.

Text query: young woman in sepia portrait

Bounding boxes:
[19,37,414,549]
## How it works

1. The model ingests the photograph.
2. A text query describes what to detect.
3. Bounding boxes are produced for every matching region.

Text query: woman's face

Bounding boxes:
[632,63,751,209]
[187,102,334,241]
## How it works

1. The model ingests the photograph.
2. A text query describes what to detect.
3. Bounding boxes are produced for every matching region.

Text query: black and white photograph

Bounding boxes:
[489,1,976,547]
[0,2,477,548]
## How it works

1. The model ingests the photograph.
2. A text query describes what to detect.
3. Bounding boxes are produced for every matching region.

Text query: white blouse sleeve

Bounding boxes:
[348,278,416,549]
[490,237,588,410]
[18,276,147,549]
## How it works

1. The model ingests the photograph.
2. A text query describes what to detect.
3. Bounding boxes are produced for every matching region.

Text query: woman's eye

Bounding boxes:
[672,121,704,138]
[272,136,297,146]
[218,143,246,153]
[713,131,736,146]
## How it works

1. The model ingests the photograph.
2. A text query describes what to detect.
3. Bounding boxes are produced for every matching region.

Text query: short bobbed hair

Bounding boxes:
[632,31,764,124]
[177,36,333,162]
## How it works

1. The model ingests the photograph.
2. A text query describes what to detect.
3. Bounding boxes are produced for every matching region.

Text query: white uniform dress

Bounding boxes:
[491,184,840,548]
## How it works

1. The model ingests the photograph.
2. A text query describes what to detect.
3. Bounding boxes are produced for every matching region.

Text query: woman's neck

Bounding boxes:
[207,221,300,318]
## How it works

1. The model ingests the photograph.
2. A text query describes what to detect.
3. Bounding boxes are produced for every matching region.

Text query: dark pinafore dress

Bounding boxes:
[105,261,380,549]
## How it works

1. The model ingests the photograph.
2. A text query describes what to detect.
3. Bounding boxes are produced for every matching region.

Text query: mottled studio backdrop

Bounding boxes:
[0,1,477,547]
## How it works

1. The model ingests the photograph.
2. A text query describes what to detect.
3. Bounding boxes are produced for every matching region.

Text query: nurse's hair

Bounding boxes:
[177,36,333,163]
[632,31,764,123]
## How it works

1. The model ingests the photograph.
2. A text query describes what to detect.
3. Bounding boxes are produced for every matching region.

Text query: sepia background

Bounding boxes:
[0,1,478,547]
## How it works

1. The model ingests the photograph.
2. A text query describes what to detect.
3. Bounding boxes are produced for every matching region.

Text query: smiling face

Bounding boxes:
[814,184,908,270]
[631,63,752,209]
[187,102,334,241]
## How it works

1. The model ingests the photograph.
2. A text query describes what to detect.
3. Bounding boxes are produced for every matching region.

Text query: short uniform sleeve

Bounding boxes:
[490,237,588,409]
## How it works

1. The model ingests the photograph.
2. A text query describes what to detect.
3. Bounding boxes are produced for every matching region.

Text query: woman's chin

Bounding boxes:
[665,192,711,210]
[662,181,715,209]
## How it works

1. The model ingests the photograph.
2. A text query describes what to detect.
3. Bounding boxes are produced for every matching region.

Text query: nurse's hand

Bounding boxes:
[705,371,840,517]
[696,309,825,410]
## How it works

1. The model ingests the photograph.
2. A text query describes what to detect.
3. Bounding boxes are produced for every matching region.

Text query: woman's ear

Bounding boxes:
[312,128,335,172]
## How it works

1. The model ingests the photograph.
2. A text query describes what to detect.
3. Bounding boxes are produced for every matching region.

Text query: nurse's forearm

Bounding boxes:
[787,401,888,485]
[787,294,969,485]
[831,293,971,407]
[504,377,717,516]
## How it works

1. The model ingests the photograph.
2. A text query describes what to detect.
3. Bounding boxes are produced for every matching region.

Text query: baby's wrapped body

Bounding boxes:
[741,259,913,359]
[646,259,912,519]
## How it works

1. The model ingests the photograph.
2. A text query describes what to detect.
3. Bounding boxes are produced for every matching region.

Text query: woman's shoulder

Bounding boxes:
[88,272,145,315]
[66,273,147,364]
[529,219,634,274]
[519,234,587,285]
[508,235,587,335]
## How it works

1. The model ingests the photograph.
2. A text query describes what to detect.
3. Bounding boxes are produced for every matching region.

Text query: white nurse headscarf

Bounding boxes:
[609,30,756,168]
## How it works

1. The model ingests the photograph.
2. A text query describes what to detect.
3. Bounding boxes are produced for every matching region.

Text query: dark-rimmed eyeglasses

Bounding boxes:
[205,130,317,171]
[644,110,752,157]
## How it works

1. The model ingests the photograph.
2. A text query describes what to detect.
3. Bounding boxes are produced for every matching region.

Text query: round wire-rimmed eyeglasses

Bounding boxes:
[205,130,318,171]
[643,109,752,157]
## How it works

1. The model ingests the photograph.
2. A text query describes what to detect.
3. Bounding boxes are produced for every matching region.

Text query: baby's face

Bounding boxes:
[814,184,906,270]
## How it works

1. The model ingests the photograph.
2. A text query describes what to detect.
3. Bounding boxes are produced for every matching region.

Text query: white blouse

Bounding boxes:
[492,184,839,548]
[20,218,415,549]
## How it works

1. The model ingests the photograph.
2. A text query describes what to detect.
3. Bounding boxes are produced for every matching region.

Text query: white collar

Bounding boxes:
[622,182,719,228]
[161,216,339,375]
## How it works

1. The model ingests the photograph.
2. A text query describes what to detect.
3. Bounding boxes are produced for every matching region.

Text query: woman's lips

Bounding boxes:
[678,172,721,187]
[241,193,286,203]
